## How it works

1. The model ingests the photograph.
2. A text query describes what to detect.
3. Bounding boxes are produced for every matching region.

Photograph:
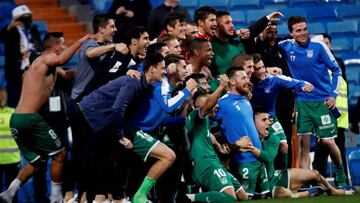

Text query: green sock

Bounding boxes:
[335,165,347,187]
[194,191,236,203]
[132,176,156,203]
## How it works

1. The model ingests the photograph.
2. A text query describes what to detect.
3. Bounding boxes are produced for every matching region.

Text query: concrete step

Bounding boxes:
[16,0,59,8]
[31,7,68,16]
[33,14,77,24]
[48,22,85,33]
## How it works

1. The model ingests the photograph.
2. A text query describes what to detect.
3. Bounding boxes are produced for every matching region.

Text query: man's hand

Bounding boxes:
[266,67,282,76]
[119,137,133,149]
[219,74,230,88]
[302,82,314,92]
[235,136,253,149]
[237,29,250,39]
[126,69,141,80]
[215,143,231,155]
[325,97,336,109]
[186,78,198,92]
[115,43,129,54]
[266,12,284,21]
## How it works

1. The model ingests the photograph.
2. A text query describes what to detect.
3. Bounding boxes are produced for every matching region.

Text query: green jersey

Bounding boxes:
[258,133,281,180]
[186,109,219,175]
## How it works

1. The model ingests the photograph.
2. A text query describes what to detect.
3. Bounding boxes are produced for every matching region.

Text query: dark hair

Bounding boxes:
[92,14,112,33]
[287,16,306,32]
[147,42,167,55]
[143,53,164,73]
[251,53,262,64]
[165,54,185,66]
[194,6,216,25]
[185,72,206,83]
[187,20,197,26]
[322,33,331,43]
[164,12,187,30]
[231,54,253,68]
[42,32,64,50]
[190,38,209,55]
[253,107,270,118]
[123,25,147,46]
[226,66,244,79]
[216,10,230,18]
[157,34,177,45]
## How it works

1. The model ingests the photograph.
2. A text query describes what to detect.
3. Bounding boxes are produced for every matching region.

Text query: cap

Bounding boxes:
[12,5,32,19]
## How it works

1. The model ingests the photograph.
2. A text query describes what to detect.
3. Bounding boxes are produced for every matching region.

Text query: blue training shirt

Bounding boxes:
[127,77,191,132]
[216,93,262,164]
[278,38,342,101]
[251,74,305,117]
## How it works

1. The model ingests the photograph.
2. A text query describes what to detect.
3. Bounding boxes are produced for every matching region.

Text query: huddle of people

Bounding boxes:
[0,3,357,203]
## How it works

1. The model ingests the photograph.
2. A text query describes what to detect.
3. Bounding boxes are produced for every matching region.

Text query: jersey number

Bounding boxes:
[213,169,226,178]
[242,168,249,179]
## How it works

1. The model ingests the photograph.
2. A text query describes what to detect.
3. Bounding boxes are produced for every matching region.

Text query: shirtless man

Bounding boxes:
[0,32,89,203]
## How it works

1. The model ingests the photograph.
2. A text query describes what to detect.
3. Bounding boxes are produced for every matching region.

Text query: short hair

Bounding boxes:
[92,14,112,33]
[122,25,147,46]
[253,107,270,118]
[42,32,64,50]
[226,66,244,79]
[147,42,167,55]
[287,16,306,32]
[190,38,209,55]
[322,33,331,42]
[194,6,216,25]
[187,20,197,26]
[231,54,253,68]
[157,34,177,45]
[143,53,164,73]
[216,10,230,18]
[164,12,187,30]
[185,72,207,83]
[165,54,185,67]
[251,53,262,64]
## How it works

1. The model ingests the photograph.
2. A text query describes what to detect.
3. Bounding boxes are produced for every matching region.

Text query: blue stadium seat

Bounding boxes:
[320,0,355,5]
[276,23,290,37]
[230,10,247,28]
[337,4,360,20]
[181,0,198,10]
[187,8,196,21]
[331,38,353,55]
[307,22,326,34]
[0,2,15,21]
[327,20,358,38]
[63,53,79,69]
[246,8,274,24]
[279,7,307,23]
[33,20,48,40]
[348,149,360,185]
[150,0,163,8]
[288,0,320,7]
[260,0,289,9]
[306,6,338,22]
[229,0,263,10]
[90,0,113,13]
[354,37,360,54]
[199,0,229,11]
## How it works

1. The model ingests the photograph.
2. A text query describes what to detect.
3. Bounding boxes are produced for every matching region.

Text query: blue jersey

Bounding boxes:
[251,74,305,117]
[216,93,262,164]
[278,38,342,101]
[127,77,190,132]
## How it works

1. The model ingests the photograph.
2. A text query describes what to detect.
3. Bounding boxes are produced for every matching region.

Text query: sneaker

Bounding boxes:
[0,191,14,203]
[340,186,356,195]
[298,186,325,196]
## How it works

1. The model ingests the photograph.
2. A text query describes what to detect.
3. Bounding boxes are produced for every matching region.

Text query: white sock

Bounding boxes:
[50,181,63,202]
[186,194,195,202]
[0,178,21,202]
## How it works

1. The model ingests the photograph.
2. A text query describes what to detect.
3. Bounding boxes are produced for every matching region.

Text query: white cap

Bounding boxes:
[12,5,32,19]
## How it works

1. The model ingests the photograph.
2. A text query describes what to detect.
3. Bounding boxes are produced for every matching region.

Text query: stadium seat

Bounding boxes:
[229,0,263,10]
[327,20,358,38]
[0,2,15,21]
[306,6,338,22]
[63,53,79,69]
[199,0,229,11]
[150,0,163,8]
[307,22,326,34]
[260,0,289,9]
[320,0,355,5]
[331,38,353,55]
[181,0,198,10]
[246,8,274,24]
[354,37,360,54]
[90,0,113,13]
[279,7,307,23]
[230,10,247,28]
[288,0,320,7]
[276,23,290,37]
[348,149,360,185]
[337,4,360,20]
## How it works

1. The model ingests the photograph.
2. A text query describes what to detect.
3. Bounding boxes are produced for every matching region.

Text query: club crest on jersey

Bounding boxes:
[265,85,271,93]
[307,50,314,58]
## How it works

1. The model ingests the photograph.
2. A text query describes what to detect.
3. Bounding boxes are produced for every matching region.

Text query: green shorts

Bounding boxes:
[193,159,243,193]
[269,169,290,190]
[268,117,287,143]
[10,113,63,163]
[232,161,270,196]
[296,101,337,139]
[126,129,159,162]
